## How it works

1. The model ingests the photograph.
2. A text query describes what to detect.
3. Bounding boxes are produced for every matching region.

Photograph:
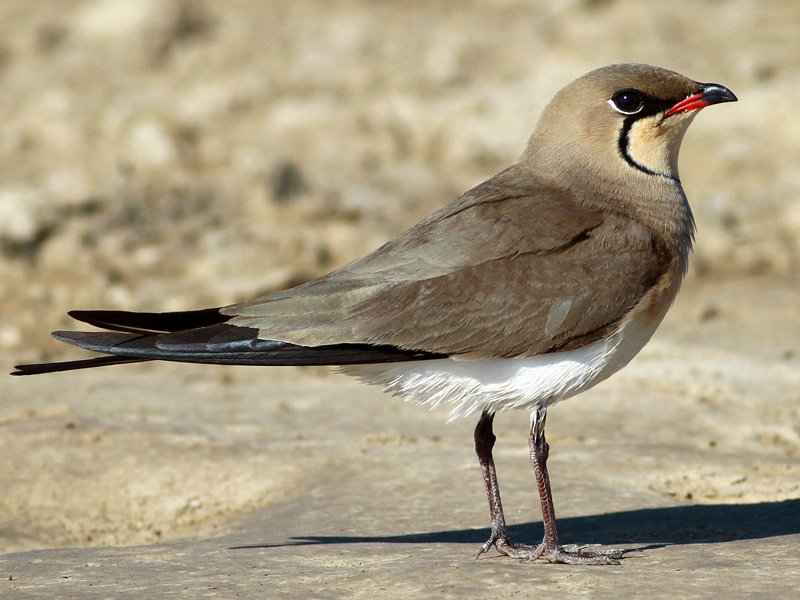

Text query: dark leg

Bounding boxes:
[528,404,623,564]
[474,406,625,564]
[474,409,540,559]
[474,409,503,555]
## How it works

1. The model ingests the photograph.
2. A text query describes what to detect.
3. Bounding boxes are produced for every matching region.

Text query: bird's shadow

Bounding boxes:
[230,499,800,550]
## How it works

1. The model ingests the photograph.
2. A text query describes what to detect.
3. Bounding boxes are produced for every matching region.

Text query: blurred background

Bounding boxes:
[1,0,798,360]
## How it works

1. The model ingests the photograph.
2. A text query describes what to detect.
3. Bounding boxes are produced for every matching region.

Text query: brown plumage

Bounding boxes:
[13,64,736,564]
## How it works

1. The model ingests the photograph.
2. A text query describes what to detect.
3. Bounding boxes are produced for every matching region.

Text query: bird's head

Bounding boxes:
[523,63,737,187]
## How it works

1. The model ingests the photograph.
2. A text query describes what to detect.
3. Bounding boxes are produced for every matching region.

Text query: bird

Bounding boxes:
[13,63,737,564]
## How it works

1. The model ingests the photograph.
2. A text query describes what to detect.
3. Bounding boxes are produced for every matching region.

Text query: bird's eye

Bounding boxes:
[609,90,644,115]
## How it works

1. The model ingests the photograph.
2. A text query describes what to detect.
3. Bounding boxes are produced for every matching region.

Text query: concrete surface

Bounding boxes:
[3,279,799,599]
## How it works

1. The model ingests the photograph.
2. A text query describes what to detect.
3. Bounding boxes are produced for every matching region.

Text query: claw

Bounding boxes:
[475,540,493,558]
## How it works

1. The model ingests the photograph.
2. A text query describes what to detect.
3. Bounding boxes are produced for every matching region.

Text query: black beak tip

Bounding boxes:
[701,83,738,105]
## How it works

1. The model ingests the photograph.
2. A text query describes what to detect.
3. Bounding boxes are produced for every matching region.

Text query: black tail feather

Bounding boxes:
[12,322,444,376]
[68,307,229,334]
[12,356,151,376]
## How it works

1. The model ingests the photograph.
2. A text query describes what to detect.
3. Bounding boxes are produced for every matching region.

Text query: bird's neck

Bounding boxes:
[512,149,695,267]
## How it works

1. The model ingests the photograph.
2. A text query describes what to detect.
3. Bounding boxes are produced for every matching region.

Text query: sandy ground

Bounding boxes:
[1,0,799,598]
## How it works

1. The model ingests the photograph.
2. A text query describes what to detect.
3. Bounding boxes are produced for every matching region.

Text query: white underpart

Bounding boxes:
[342,311,663,421]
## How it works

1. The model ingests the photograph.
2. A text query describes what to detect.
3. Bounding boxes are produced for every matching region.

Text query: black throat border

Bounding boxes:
[617,115,680,183]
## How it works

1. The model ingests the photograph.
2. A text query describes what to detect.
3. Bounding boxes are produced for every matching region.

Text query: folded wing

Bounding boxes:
[13,166,665,374]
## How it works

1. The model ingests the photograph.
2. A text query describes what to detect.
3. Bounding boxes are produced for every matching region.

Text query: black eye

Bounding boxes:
[609,90,644,115]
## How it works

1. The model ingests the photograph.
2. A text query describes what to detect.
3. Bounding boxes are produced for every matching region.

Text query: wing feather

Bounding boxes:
[222,168,664,357]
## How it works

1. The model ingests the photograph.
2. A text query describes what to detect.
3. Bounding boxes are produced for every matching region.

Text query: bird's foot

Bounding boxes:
[477,534,625,565]
[540,543,625,565]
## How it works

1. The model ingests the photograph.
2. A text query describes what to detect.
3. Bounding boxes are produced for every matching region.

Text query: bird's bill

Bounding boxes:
[665,83,738,117]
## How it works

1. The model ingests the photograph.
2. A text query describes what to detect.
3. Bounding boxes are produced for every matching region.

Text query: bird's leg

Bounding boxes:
[474,410,507,555]
[527,404,624,564]
[474,409,540,559]
[474,406,625,563]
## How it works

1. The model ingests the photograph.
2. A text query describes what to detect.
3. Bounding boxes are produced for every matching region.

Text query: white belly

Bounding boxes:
[342,310,663,421]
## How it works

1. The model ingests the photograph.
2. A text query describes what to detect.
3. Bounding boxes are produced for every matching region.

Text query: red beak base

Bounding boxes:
[665,92,708,117]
